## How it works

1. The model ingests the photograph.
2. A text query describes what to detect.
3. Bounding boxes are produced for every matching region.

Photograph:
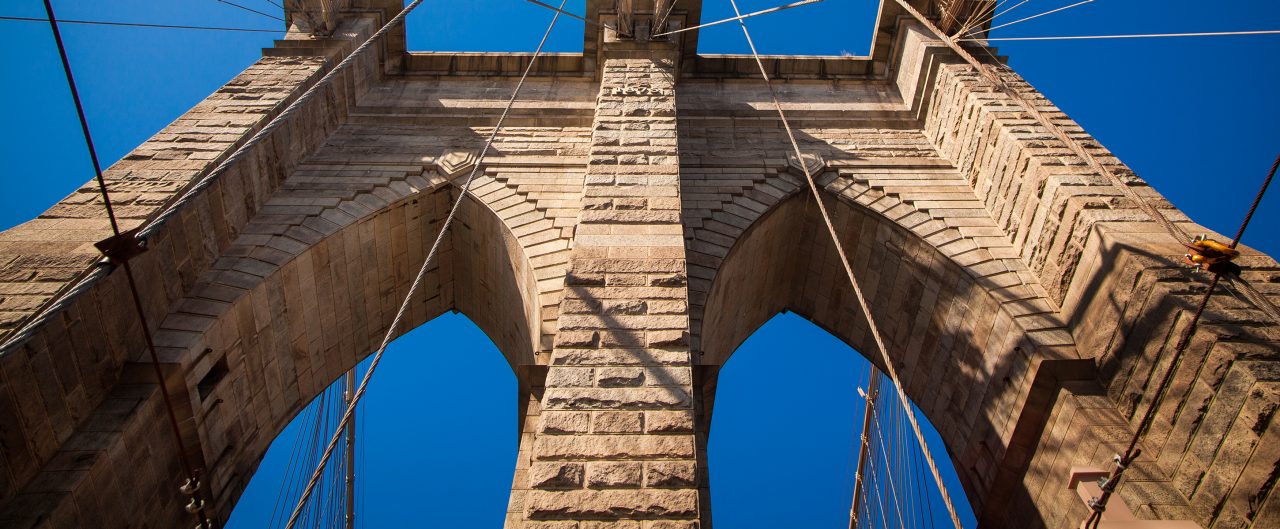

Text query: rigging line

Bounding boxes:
[850,369,882,529]
[0,0,434,354]
[268,398,321,527]
[40,1,214,526]
[344,369,357,529]
[727,0,965,525]
[652,0,824,37]
[1085,153,1279,527]
[965,29,1280,41]
[0,15,282,33]
[282,1,568,526]
[957,0,998,38]
[264,0,284,8]
[521,0,617,32]
[1230,154,1278,249]
[892,0,1192,265]
[866,405,894,529]
[136,0,428,241]
[654,0,679,33]
[959,0,1034,37]
[213,0,286,21]
[970,0,1093,36]
[908,420,936,529]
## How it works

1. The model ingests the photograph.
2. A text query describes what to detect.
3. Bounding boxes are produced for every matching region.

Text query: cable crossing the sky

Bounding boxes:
[278,0,569,526]
[726,0,966,526]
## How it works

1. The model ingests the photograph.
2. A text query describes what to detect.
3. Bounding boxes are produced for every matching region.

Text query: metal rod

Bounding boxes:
[849,370,882,529]
[343,369,356,529]
[653,0,824,37]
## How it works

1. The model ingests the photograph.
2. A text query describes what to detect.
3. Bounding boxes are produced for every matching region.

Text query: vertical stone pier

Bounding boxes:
[511,38,703,528]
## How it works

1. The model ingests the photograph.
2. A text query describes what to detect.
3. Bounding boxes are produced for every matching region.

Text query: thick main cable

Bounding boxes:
[280,1,569,526]
[40,1,213,526]
[725,0,964,526]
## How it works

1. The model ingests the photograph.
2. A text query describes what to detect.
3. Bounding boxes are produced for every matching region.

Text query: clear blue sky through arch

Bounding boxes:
[2,0,1278,527]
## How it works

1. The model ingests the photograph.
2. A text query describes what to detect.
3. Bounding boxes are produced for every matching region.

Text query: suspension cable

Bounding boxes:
[966,29,1280,41]
[0,15,281,33]
[0,0,449,355]
[521,0,617,31]
[895,0,1280,327]
[281,1,568,526]
[652,0,825,38]
[959,0,1034,36]
[212,0,285,22]
[39,0,213,526]
[866,392,908,529]
[971,0,1094,36]
[726,0,965,526]
[1083,154,1277,527]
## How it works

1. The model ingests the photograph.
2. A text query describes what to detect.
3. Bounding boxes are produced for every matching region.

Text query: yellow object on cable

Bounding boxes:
[1184,235,1241,268]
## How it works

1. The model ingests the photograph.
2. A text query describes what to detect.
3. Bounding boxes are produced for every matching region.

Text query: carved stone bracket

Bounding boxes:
[435,150,479,180]
[785,151,827,177]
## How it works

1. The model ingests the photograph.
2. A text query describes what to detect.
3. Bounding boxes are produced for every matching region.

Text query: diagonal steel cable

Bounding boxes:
[281,1,569,526]
[725,0,965,525]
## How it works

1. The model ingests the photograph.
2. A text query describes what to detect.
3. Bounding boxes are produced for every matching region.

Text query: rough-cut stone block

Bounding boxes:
[644,411,695,434]
[530,462,585,489]
[587,462,643,488]
[593,411,644,433]
[525,490,699,520]
[645,462,696,488]
[545,388,691,410]
[533,435,696,461]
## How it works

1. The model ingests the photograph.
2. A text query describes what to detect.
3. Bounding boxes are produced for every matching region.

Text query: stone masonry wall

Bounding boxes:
[510,53,703,528]
[904,26,1280,528]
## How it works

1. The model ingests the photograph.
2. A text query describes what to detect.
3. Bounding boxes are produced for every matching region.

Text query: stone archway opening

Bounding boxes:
[707,311,976,527]
[224,311,519,529]
[695,187,1080,526]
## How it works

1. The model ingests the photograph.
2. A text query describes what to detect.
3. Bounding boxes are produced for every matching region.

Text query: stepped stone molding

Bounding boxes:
[0,2,1276,528]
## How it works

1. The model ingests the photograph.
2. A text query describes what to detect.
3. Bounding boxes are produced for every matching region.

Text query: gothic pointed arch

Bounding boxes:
[693,179,1086,520]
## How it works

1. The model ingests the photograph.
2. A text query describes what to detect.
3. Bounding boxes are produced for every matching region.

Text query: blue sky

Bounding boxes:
[1,0,1278,528]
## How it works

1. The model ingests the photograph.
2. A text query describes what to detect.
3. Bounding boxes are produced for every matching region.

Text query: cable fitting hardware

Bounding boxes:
[94,228,148,263]
[184,498,205,514]
[1185,235,1240,273]
[1087,497,1106,513]
[179,477,201,495]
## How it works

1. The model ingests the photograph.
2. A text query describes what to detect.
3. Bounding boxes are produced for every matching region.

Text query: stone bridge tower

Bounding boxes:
[0,1,1277,528]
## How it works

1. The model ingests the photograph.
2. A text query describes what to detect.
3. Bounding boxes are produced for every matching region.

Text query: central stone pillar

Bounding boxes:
[511,39,704,528]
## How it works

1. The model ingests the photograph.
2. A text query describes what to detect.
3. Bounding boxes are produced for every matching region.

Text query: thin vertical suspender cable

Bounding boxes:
[725,0,965,525]
[39,1,214,526]
[281,1,568,526]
